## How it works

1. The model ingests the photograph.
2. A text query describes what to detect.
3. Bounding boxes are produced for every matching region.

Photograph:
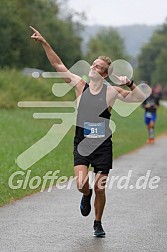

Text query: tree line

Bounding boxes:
[138,20,167,87]
[0,0,167,88]
[0,0,82,70]
[0,0,127,70]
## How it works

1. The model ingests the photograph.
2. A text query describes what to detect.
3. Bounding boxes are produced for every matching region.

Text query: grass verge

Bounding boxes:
[0,105,167,206]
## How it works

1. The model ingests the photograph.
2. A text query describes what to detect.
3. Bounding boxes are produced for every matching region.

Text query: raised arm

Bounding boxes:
[30,26,85,91]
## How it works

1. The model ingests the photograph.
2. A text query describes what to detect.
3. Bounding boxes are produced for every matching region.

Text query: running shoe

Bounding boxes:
[93,220,106,237]
[147,138,155,144]
[80,189,92,216]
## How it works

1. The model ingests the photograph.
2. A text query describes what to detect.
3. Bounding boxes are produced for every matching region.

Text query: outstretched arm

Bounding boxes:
[30,26,85,90]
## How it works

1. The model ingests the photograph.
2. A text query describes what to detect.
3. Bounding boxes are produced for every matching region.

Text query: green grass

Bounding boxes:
[112,104,167,158]
[0,69,75,108]
[0,105,167,207]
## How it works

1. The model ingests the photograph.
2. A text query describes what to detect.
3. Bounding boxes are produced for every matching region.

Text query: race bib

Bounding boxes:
[146,112,152,118]
[84,122,105,138]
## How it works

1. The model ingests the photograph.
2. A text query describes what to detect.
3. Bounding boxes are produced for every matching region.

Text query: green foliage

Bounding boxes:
[0,69,75,108]
[138,20,167,86]
[0,0,82,70]
[85,27,127,64]
[152,47,167,85]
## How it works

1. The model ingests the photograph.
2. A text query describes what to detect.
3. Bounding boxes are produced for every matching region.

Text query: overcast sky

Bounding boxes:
[67,0,167,27]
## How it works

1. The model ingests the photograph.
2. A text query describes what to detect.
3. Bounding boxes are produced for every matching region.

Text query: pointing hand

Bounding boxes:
[30,26,45,43]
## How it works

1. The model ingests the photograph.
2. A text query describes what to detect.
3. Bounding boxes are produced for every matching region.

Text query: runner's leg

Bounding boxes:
[74,165,90,195]
[75,165,92,216]
[94,173,108,221]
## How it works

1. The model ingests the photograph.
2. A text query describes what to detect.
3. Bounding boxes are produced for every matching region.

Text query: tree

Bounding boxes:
[0,0,83,69]
[138,19,167,86]
[152,47,167,85]
[85,27,128,64]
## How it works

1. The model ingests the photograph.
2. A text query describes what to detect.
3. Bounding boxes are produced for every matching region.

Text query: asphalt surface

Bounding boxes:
[0,136,167,251]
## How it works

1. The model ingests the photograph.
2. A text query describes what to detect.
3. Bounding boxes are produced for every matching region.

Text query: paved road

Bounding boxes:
[0,135,167,252]
[161,100,167,108]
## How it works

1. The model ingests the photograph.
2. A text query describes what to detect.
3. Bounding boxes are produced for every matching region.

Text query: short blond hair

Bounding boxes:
[98,55,113,75]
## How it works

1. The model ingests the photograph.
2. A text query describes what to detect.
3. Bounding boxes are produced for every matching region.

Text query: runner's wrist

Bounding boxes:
[41,38,47,45]
[126,80,134,88]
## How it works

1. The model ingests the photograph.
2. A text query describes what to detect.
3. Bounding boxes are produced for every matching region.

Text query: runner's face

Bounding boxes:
[89,59,108,79]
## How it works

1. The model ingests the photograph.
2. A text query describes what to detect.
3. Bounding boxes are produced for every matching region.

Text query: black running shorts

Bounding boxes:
[73,144,112,174]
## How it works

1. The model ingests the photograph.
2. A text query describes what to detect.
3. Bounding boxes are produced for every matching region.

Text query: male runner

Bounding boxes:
[30,26,148,237]
[142,88,160,143]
